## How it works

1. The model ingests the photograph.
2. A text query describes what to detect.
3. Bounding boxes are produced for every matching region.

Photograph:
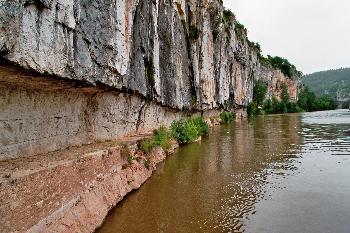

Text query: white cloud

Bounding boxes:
[223,0,350,74]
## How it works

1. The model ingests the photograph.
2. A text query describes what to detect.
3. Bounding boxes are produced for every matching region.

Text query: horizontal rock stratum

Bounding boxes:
[0,0,301,232]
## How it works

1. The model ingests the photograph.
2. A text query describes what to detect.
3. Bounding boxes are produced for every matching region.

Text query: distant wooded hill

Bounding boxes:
[302,68,350,100]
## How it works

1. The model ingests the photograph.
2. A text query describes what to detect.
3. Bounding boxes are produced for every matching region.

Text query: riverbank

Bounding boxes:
[0,134,176,233]
[0,110,242,233]
[97,110,350,233]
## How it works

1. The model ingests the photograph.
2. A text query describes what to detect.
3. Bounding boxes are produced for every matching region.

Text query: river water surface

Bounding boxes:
[98,110,350,233]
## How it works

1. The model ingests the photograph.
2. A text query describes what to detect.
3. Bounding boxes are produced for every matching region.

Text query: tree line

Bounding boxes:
[247,81,336,116]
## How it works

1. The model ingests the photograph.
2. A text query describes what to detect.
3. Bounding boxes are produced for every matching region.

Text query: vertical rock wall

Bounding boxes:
[0,0,300,110]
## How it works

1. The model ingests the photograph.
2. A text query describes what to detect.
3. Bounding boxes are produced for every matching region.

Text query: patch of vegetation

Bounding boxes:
[222,10,234,25]
[259,55,301,77]
[140,126,172,153]
[146,63,155,84]
[247,82,336,117]
[171,117,209,144]
[219,111,236,124]
[234,21,246,37]
[222,9,235,34]
[253,81,268,106]
[189,25,200,41]
[247,102,258,116]
[248,40,262,54]
[280,83,290,103]
[223,9,235,22]
[127,155,135,165]
[191,117,209,136]
[297,86,336,112]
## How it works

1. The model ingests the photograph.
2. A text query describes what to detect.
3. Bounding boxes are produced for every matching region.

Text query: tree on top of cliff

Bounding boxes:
[258,55,302,78]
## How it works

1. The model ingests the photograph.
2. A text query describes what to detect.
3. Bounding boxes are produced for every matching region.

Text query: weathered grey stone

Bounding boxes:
[0,0,300,110]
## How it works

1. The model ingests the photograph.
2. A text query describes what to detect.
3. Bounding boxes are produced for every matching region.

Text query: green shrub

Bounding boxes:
[220,111,236,124]
[171,120,199,144]
[140,138,155,154]
[248,82,334,117]
[153,126,172,151]
[247,102,258,116]
[171,117,209,144]
[263,99,273,114]
[287,102,303,113]
[253,81,268,106]
[297,86,336,112]
[191,117,209,135]
[140,126,172,153]
[280,82,290,103]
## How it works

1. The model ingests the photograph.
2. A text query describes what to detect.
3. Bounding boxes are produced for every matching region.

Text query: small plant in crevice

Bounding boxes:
[127,155,135,165]
[219,111,236,124]
[146,63,155,84]
[144,159,151,170]
[189,25,200,41]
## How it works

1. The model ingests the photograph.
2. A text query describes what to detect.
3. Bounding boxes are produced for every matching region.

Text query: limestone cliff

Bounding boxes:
[0,0,300,110]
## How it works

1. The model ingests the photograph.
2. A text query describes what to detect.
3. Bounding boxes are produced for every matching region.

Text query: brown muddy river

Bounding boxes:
[97,110,350,233]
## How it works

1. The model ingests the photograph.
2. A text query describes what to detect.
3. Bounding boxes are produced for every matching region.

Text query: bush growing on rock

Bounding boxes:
[247,102,258,116]
[140,126,172,153]
[171,117,209,144]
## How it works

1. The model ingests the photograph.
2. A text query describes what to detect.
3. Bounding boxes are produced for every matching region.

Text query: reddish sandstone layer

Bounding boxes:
[0,138,178,233]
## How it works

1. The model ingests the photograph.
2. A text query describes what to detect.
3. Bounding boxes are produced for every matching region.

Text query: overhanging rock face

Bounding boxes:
[0,65,195,161]
[0,0,300,110]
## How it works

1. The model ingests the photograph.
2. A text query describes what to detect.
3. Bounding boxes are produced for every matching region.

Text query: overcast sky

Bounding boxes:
[223,0,350,74]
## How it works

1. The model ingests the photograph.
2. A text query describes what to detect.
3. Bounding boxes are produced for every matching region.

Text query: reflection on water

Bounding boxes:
[98,110,350,233]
